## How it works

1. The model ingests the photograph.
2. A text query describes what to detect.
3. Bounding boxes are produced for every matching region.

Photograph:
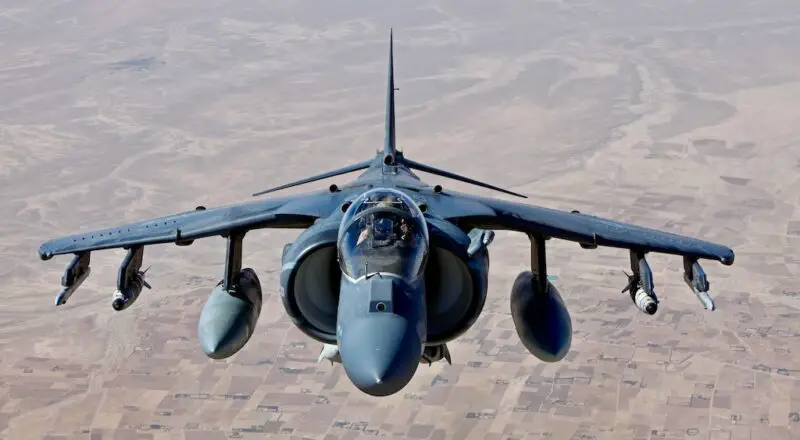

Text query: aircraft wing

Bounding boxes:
[38,190,346,260]
[429,191,735,265]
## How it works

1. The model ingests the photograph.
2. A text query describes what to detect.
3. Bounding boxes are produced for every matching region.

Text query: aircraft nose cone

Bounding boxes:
[339,313,422,397]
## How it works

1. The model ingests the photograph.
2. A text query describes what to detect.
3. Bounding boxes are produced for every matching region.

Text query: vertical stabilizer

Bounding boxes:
[383,29,397,165]
[252,29,528,199]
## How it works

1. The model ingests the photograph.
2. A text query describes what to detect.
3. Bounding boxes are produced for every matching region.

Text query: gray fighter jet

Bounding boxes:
[38,31,735,397]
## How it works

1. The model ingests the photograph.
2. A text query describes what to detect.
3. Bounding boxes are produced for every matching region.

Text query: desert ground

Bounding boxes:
[1,1,799,439]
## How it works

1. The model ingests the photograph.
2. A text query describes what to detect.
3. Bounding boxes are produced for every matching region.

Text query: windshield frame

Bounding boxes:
[336,188,429,281]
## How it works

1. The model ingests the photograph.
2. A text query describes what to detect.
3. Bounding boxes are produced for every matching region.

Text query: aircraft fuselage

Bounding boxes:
[270,185,491,396]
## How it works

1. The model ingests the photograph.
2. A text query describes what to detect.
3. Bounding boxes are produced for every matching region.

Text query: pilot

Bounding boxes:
[356,217,372,246]
[353,193,410,247]
[399,217,411,242]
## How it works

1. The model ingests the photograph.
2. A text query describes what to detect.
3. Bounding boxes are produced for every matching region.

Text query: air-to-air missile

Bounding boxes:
[55,252,91,306]
[622,252,717,314]
[683,256,715,311]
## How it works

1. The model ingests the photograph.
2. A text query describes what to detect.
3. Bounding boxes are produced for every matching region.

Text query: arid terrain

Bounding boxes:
[1,1,800,439]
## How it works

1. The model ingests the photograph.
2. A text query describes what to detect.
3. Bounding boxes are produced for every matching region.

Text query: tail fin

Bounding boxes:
[382,30,525,199]
[252,30,398,198]
[383,28,397,165]
[251,29,528,200]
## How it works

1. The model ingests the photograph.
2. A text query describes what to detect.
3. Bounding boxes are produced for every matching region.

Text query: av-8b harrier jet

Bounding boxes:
[38,31,735,397]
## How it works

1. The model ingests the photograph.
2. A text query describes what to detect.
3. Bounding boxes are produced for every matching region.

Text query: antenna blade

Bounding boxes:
[252,160,373,197]
[402,158,527,199]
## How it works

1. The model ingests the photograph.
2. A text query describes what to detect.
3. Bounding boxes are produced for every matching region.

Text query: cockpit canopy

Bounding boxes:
[337,188,429,280]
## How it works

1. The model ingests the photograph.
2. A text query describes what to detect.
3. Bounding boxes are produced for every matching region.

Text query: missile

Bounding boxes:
[683,257,715,311]
[623,270,657,315]
[112,267,151,311]
[636,254,655,298]
[623,251,658,315]
[633,285,658,315]
[56,267,91,306]
[55,252,91,306]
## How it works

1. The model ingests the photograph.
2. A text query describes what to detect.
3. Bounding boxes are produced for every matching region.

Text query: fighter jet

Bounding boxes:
[38,31,735,397]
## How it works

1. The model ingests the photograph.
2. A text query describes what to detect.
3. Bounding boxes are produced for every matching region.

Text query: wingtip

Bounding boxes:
[38,244,53,261]
[721,249,735,266]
